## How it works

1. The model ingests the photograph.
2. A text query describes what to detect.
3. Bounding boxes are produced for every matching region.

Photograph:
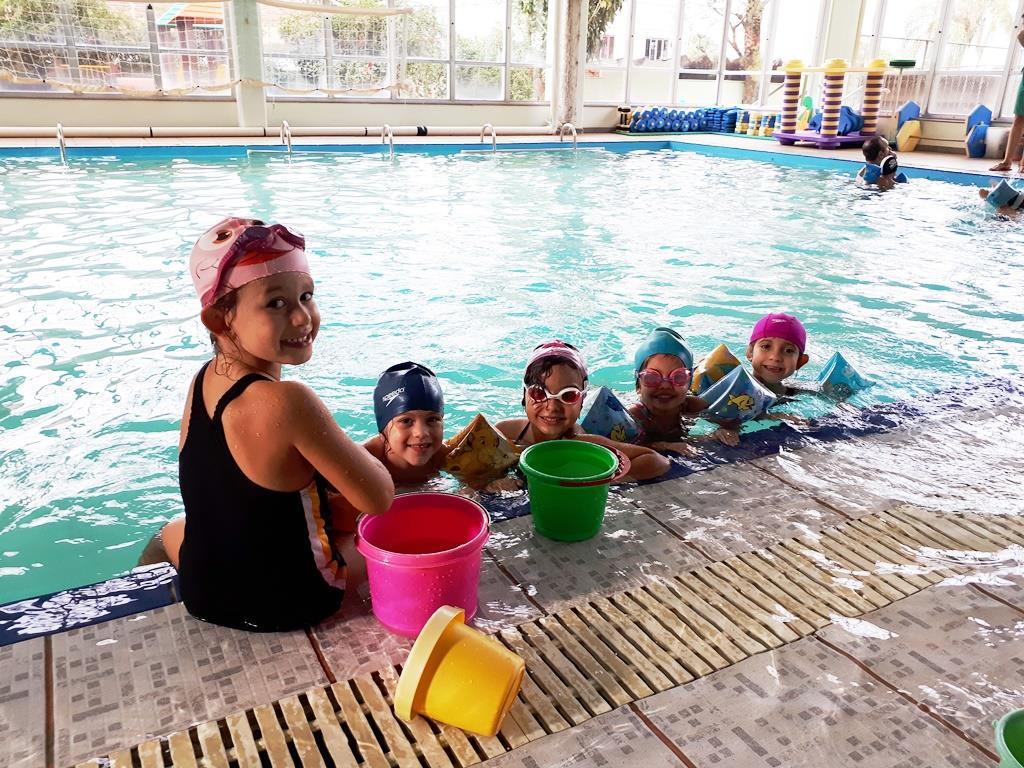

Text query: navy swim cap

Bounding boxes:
[373,361,444,433]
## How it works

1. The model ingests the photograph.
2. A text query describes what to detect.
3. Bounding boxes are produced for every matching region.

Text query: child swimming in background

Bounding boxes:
[712,313,811,446]
[146,217,394,632]
[496,340,671,482]
[627,327,703,456]
[364,361,449,485]
[979,179,1024,217]
[858,136,908,189]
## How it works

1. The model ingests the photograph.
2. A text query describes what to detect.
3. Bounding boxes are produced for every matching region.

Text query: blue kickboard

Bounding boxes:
[897,101,922,132]
[966,104,993,137]
[966,122,988,158]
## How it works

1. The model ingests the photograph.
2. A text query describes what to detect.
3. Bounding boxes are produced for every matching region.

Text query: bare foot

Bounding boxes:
[990,161,1013,172]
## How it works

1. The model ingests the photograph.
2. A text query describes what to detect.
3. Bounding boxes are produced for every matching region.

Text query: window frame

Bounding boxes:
[857,0,1024,121]
[583,0,828,109]
[0,0,232,95]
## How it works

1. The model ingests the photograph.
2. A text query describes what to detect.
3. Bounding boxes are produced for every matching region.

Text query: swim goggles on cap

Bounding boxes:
[206,222,306,303]
[524,384,586,406]
[637,367,692,389]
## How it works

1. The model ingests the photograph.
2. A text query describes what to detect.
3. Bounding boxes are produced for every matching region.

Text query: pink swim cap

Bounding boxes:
[526,340,589,379]
[749,313,807,355]
[190,217,309,308]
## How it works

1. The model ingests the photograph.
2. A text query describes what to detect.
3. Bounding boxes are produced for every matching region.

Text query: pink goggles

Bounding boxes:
[637,367,691,389]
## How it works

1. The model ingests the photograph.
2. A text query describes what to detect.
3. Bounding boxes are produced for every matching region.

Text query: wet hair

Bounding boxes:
[862,136,887,164]
[521,357,588,406]
[207,288,239,355]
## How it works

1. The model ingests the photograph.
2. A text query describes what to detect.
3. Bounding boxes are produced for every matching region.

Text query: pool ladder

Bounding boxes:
[279,121,293,154]
[559,122,578,152]
[382,124,395,158]
[480,123,497,153]
[56,123,67,164]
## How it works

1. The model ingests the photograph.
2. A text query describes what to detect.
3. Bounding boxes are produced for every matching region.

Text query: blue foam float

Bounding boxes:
[698,366,776,423]
[816,351,869,398]
[579,386,640,443]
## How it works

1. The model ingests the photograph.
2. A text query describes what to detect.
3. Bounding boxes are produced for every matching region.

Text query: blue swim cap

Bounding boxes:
[373,361,444,433]
[633,327,694,374]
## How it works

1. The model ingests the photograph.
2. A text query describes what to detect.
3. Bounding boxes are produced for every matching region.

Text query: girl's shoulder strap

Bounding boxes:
[211,371,275,427]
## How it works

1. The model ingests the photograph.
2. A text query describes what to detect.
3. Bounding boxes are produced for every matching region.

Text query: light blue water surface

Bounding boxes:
[1,141,1022,603]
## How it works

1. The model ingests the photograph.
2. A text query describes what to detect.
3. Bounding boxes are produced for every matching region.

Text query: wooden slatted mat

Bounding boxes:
[76,506,1018,767]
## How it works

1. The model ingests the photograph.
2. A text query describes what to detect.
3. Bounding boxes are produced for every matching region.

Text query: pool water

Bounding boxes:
[1,143,1022,604]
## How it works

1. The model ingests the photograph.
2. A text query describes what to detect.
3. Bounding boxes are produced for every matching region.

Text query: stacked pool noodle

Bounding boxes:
[629,107,739,134]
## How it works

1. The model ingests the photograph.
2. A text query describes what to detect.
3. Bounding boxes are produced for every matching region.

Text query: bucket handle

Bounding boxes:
[558,447,631,487]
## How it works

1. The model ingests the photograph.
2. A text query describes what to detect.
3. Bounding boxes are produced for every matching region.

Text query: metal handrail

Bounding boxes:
[279,120,292,154]
[382,124,394,159]
[56,122,67,164]
[480,123,497,152]
[559,122,578,151]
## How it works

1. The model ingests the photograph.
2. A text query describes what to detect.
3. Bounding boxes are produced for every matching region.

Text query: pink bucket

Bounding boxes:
[356,492,490,637]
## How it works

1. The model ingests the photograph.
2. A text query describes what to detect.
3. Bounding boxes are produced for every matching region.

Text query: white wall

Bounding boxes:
[2,94,555,131]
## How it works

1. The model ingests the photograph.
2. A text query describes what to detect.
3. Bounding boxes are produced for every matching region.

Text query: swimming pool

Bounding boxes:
[1,140,1022,604]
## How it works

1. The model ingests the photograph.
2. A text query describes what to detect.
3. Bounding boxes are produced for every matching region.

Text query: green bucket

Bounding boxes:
[518,441,630,542]
[996,709,1024,767]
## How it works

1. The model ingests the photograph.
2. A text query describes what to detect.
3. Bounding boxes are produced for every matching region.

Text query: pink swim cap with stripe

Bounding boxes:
[190,217,310,308]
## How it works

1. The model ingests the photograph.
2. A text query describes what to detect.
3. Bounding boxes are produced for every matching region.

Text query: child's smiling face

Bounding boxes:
[636,353,690,415]
[525,363,585,440]
[746,336,808,385]
[384,410,444,468]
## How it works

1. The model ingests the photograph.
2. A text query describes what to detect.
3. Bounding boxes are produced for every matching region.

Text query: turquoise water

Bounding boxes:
[1,144,1022,604]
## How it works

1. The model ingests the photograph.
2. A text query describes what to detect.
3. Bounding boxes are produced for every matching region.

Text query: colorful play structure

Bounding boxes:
[773,58,888,149]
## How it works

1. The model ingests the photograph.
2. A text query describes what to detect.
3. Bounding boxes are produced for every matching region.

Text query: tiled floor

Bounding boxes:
[635,636,993,767]
[485,492,709,613]
[626,461,847,560]
[478,706,683,768]
[50,603,328,766]
[818,585,1024,746]
[0,638,46,768]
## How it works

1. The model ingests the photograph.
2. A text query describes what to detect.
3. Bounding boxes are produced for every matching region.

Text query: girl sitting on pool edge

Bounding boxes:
[144,217,394,632]
[496,340,670,482]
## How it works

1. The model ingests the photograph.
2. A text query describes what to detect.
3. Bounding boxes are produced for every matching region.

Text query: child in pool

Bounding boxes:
[857,136,908,190]
[713,313,810,446]
[496,340,670,482]
[364,361,449,485]
[150,217,394,632]
[626,327,704,456]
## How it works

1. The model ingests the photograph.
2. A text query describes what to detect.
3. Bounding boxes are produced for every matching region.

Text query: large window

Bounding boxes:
[585,0,824,108]
[0,0,229,94]
[856,0,1024,119]
[259,0,549,101]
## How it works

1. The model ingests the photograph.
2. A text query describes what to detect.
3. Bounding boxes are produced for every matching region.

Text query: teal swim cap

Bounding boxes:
[633,327,694,374]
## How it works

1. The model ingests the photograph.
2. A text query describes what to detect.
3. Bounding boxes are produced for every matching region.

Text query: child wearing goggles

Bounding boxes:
[496,340,670,482]
[627,327,705,456]
[144,217,394,632]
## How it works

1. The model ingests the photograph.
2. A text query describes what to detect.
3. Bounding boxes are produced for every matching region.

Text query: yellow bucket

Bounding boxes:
[393,605,526,737]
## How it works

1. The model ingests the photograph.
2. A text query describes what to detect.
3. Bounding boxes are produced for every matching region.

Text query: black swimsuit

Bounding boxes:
[177,362,345,631]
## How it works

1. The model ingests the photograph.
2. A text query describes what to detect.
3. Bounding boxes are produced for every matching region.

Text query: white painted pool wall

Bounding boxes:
[0,0,981,150]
